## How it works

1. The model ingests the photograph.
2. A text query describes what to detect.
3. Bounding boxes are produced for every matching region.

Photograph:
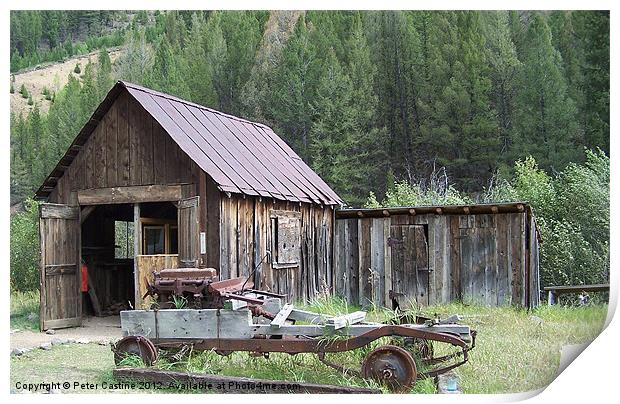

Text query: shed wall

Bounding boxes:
[219,194,334,302]
[333,212,540,308]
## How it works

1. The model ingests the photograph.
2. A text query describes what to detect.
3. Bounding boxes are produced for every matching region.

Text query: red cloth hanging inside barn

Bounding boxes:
[81,263,88,292]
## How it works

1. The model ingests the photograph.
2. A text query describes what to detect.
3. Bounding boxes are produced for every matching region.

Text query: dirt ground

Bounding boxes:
[10,316,123,350]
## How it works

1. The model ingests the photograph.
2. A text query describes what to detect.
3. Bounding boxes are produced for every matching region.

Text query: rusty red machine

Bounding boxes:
[114,267,476,392]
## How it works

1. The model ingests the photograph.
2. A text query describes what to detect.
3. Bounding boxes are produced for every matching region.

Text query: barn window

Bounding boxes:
[270,210,301,268]
[141,218,178,255]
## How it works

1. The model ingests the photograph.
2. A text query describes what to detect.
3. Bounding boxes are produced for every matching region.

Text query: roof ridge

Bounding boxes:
[119,81,271,129]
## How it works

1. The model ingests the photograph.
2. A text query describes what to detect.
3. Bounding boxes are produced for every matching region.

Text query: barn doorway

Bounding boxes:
[80,202,181,316]
[81,204,135,317]
[39,190,200,330]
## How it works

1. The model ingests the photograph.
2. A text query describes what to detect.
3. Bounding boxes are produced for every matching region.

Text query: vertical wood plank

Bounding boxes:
[133,203,141,307]
[140,108,154,184]
[383,218,391,307]
[358,219,372,307]
[129,97,141,185]
[117,92,130,186]
[105,103,117,187]
[496,214,510,305]
[370,218,385,306]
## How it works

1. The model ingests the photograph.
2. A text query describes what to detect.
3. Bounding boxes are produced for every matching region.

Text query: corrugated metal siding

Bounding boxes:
[35,81,342,206]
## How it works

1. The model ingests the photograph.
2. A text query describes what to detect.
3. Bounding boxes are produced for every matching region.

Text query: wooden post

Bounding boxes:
[548,290,556,306]
[133,203,141,308]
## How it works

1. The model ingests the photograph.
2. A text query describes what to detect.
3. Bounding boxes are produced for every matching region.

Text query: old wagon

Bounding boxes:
[113,268,475,392]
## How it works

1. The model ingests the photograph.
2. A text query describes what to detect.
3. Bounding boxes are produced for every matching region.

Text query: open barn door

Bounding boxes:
[39,203,81,330]
[177,196,200,267]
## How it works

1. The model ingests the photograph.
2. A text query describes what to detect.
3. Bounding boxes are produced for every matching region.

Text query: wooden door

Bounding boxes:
[389,225,429,306]
[177,196,200,268]
[459,220,498,305]
[39,203,81,330]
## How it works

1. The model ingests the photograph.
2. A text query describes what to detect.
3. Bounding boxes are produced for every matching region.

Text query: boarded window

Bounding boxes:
[270,210,301,268]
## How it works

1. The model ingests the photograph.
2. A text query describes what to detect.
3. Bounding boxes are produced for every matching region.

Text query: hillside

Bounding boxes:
[10,48,123,116]
[9,10,609,209]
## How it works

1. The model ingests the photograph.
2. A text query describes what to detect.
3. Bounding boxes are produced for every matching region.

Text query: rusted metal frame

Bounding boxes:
[423,330,476,366]
[318,331,475,381]
[151,325,468,354]
[219,292,265,305]
[245,289,287,299]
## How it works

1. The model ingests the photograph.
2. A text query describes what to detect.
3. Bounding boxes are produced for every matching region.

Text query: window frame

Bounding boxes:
[140,218,178,255]
[270,210,301,269]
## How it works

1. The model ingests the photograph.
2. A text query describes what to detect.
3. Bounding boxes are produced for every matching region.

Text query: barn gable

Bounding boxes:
[36,81,342,206]
[44,90,199,204]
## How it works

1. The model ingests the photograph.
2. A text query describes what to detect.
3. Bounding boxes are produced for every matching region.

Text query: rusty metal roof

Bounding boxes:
[35,81,342,205]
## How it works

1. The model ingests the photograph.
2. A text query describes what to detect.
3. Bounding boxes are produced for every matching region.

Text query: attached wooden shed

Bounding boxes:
[34,81,341,330]
[333,203,540,309]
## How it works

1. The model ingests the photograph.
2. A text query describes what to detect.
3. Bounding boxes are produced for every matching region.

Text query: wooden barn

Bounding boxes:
[34,81,342,330]
[333,203,541,309]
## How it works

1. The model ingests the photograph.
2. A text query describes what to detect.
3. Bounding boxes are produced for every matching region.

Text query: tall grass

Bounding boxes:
[10,291,608,394]
[10,290,39,331]
[148,300,607,394]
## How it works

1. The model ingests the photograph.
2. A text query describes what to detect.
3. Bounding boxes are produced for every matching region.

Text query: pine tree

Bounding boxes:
[240,11,304,121]
[345,13,386,203]
[148,34,190,99]
[202,11,227,110]
[96,48,114,97]
[183,13,218,107]
[483,11,522,164]
[217,11,264,114]
[514,12,579,171]
[573,11,609,152]
[268,14,320,159]
[367,11,421,182]
[309,49,358,203]
[80,60,99,117]
[114,27,154,85]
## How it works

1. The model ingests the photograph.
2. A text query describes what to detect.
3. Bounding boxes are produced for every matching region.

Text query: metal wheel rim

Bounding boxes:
[361,345,417,393]
[114,336,158,366]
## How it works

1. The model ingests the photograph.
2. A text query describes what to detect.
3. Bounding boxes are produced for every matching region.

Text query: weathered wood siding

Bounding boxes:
[135,254,179,309]
[219,194,334,302]
[334,212,540,308]
[48,92,200,205]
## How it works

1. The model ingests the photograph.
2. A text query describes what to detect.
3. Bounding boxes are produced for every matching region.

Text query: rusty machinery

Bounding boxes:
[116,267,476,393]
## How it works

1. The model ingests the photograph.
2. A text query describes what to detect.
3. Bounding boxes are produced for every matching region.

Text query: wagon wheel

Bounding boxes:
[113,336,158,366]
[361,345,417,393]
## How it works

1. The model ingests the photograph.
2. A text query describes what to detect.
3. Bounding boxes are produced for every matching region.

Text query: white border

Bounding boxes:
[2,1,617,403]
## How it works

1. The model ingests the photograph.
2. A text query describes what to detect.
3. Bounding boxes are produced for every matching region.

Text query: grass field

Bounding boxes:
[10,292,609,394]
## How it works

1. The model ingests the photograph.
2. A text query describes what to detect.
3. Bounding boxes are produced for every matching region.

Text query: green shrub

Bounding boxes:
[27,94,33,105]
[74,63,81,74]
[10,81,15,94]
[10,199,40,292]
[19,83,28,99]
[365,168,472,208]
